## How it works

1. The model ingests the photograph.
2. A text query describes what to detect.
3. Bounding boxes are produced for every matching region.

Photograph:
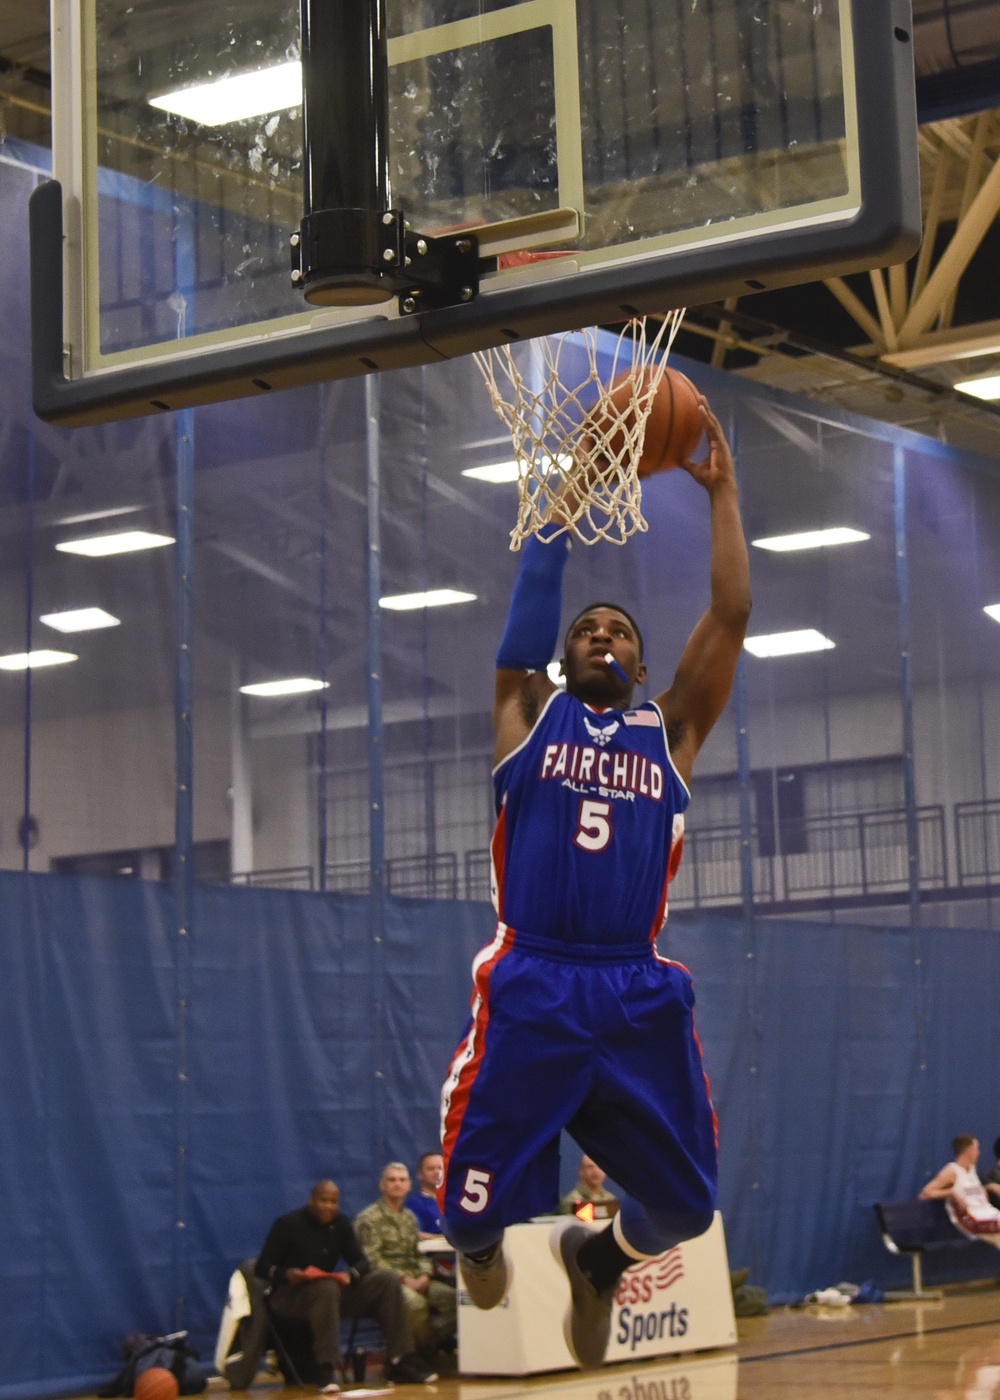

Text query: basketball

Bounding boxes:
[134,1367,180,1400]
[575,366,705,484]
[611,367,705,478]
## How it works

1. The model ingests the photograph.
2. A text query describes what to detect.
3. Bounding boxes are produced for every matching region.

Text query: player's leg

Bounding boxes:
[269,1279,342,1387]
[426,1278,458,1347]
[554,955,717,1366]
[399,1285,432,1351]
[438,942,591,1305]
[346,1271,438,1386]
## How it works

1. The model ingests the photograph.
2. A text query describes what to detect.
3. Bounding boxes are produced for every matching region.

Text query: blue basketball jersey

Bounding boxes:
[490,691,690,947]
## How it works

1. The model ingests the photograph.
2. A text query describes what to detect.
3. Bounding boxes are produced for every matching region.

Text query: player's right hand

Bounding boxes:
[680,401,736,496]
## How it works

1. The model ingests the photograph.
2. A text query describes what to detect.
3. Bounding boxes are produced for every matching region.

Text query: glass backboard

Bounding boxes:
[34,0,920,424]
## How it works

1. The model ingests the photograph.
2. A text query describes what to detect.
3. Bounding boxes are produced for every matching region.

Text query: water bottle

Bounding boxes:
[352,1346,367,1383]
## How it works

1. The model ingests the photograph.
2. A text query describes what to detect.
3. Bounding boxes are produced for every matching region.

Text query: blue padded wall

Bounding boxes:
[3,869,1000,1398]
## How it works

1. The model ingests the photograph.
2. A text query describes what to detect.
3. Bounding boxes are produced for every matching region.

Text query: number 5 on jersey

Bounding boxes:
[574,798,613,852]
[459,1167,494,1214]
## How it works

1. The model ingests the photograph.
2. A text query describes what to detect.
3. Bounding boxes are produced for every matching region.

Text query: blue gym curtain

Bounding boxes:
[3,870,1000,1398]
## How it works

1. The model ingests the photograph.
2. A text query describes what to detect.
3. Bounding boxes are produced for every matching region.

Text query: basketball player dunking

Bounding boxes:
[437,398,751,1367]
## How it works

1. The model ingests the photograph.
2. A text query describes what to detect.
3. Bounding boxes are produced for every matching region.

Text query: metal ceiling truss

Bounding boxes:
[823,112,1000,370]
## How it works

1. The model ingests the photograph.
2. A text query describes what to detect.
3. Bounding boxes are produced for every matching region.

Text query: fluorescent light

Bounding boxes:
[52,505,142,528]
[752,527,870,552]
[56,531,175,557]
[985,604,1000,624]
[150,60,301,126]
[744,629,836,658]
[240,678,329,698]
[463,461,522,484]
[40,608,121,633]
[0,650,78,671]
[955,374,1000,402]
[379,589,477,611]
[462,455,572,484]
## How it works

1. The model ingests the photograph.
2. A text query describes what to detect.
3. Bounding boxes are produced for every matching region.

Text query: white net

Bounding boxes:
[474,312,685,549]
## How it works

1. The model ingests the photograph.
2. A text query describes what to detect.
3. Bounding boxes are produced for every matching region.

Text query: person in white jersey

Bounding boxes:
[920,1135,1000,1246]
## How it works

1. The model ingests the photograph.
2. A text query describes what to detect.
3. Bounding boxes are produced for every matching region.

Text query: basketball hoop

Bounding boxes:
[474,312,685,550]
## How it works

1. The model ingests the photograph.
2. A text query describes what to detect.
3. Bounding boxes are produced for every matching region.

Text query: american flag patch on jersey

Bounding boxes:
[624,710,659,727]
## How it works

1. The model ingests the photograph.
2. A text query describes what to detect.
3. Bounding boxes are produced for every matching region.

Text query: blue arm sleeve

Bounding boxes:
[496,528,570,670]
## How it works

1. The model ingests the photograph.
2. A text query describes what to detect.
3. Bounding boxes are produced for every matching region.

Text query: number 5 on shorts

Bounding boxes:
[574,798,613,852]
[459,1167,494,1214]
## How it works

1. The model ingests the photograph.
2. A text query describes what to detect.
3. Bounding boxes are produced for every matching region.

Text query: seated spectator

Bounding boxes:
[920,1135,1000,1248]
[356,1163,457,1356]
[255,1178,438,1391]
[407,1152,445,1237]
[558,1154,619,1215]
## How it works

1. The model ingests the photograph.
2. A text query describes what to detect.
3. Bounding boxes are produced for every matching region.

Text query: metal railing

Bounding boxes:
[231,802,985,909]
[781,806,946,900]
[668,826,774,908]
[323,853,460,899]
[231,866,315,891]
[668,805,945,910]
[955,800,1000,886]
[465,849,493,903]
[388,853,459,900]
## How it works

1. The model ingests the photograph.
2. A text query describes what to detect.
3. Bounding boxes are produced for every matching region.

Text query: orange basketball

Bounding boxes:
[591,367,704,478]
[134,1367,180,1400]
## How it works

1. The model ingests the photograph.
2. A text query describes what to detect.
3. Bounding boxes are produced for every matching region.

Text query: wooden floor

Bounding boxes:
[80,1283,1000,1400]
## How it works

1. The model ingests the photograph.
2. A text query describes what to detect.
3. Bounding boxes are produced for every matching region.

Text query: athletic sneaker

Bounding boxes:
[318,1385,341,1396]
[551,1222,615,1369]
[458,1241,512,1309]
[384,1355,439,1385]
[316,1364,341,1394]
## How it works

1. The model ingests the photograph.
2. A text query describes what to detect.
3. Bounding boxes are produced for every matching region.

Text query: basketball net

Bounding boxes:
[474,312,685,550]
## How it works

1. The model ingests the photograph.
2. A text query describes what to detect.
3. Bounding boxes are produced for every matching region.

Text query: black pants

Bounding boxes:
[268,1272,413,1369]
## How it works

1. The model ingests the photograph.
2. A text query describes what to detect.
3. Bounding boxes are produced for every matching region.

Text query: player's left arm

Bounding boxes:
[654,402,751,789]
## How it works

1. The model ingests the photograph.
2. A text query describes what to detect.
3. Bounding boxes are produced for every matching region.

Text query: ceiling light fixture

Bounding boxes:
[0,650,78,671]
[462,455,571,484]
[379,589,477,611]
[752,527,870,552]
[40,608,121,633]
[240,678,329,698]
[955,375,1000,402]
[55,531,175,558]
[985,604,1000,624]
[744,629,836,658]
[150,60,302,126]
[52,505,144,528]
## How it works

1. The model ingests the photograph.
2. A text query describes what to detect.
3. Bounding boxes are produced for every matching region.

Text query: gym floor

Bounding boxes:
[80,1282,1000,1400]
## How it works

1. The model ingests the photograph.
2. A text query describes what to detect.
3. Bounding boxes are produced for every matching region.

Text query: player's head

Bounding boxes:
[953,1134,978,1163]
[559,603,646,703]
[565,603,644,661]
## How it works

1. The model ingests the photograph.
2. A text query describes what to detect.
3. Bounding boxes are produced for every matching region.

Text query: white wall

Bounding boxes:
[0,673,995,889]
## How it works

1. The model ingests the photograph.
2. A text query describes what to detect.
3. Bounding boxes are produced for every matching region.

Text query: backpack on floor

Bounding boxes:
[99,1330,209,1397]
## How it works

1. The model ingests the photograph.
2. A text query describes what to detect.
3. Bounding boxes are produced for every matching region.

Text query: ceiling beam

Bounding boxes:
[899,146,1000,343]
[881,318,1000,368]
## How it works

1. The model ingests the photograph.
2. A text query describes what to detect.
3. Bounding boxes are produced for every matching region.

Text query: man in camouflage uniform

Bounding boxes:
[558,1154,619,1215]
[356,1162,457,1354]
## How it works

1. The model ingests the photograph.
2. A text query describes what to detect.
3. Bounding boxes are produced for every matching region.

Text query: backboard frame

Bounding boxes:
[32,0,921,427]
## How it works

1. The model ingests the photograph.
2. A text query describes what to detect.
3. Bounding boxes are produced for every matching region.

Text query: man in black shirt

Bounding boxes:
[256,1179,437,1390]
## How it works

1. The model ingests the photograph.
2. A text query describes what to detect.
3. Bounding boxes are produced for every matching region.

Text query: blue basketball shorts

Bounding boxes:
[437,927,718,1256]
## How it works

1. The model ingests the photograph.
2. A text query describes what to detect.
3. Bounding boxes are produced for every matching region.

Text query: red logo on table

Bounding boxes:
[616,1247,685,1304]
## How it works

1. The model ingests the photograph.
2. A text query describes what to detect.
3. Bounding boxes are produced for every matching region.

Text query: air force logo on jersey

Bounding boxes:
[583,715,620,747]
